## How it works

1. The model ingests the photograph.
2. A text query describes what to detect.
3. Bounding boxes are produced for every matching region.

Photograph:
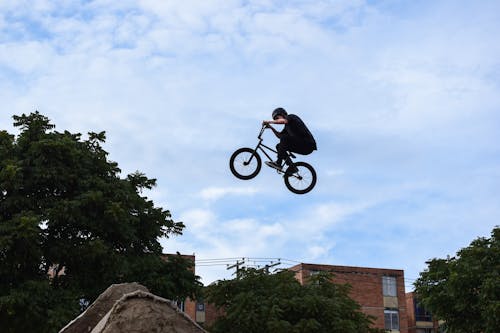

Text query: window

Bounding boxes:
[309,270,320,276]
[415,300,433,322]
[384,310,399,330]
[176,300,185,312]
[196,301,205,312]
[382,276,397,296]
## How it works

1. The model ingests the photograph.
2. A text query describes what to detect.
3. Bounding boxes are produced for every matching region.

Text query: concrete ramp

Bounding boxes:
[60,283,207,333]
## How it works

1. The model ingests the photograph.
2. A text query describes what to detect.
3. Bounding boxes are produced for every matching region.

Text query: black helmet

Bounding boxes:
[272,107,288,120]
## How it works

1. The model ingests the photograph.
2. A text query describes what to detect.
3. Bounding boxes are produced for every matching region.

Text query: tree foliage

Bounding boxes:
[414,226,500,333]
[0,112,201,332]
[205,268,384,333]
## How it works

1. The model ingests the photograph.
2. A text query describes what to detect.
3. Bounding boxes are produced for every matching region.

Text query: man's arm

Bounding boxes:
[267,124,281,138]
[262,118,287,139]
[263,118,288,125]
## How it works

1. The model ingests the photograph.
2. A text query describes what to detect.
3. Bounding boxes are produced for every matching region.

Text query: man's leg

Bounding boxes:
[276,136,293,166]
[273,137,314,170]
[264,137,292,171]
[287,137,314,156]
[280,137,313,160]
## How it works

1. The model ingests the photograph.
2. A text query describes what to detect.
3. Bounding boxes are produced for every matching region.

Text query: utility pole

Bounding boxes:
[262,260,281,274]
[227,258,245,279]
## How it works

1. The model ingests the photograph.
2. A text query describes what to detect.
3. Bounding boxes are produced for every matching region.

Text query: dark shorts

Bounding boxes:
[277,135,315,160]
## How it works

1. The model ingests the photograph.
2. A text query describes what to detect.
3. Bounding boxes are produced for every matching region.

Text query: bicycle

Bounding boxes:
[229,125,317,194]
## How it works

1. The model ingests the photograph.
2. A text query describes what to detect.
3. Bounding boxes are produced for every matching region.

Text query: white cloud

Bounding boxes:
[0,41,54,74]
[2,0,500,286]
[199,186,259,201]
[325,169,344,177]
[179,209,215,231]
[307,244,334,260]
[226,218,284,238]
[291,201,373,238]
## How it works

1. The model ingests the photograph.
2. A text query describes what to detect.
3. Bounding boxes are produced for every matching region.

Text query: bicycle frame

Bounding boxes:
[251,126,279,163]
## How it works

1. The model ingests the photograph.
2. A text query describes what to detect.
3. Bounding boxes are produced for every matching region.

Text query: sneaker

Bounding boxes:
[265,160,283,171]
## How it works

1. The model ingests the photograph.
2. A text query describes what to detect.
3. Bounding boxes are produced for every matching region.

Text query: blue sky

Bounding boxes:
[1,0,499,288]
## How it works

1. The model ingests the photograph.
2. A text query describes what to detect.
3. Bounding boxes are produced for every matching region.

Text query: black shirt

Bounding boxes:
[283,114,317,150]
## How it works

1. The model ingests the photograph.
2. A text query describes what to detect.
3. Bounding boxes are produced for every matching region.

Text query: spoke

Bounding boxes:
[289,168,313,190]
[235,153,257,176]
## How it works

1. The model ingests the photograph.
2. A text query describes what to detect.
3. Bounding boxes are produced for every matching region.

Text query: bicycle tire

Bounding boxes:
[229,147,262,180]
[284,161,317,194]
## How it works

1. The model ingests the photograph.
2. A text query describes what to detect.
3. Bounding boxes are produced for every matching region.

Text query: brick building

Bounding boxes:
[172,257,410,332]
[406,292,442,333]
[160,254,199,322]
[289,263,409,333]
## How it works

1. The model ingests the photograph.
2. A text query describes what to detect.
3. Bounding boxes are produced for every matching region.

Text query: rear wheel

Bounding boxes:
[229,148,262,180]
[284,162,317,194]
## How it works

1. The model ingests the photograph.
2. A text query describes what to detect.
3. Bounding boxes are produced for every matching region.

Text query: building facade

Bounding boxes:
[289,263,409,333]
[171,256,410,332]
[406,292,442,333]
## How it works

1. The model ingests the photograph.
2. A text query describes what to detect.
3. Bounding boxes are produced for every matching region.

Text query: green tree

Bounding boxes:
[0,112,201,333]
[414,226,500,333]
[205,268,384,333]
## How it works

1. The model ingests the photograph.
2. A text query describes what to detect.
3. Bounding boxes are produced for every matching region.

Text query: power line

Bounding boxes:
[195,256,423,291]
[197,257,422,279]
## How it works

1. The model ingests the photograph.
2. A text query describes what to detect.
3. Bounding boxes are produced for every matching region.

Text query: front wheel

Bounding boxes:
[284,162,317,194]
[229,148,262,180]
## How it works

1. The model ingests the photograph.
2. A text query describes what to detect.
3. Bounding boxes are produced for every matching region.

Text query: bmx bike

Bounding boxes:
[229,125,317,194]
